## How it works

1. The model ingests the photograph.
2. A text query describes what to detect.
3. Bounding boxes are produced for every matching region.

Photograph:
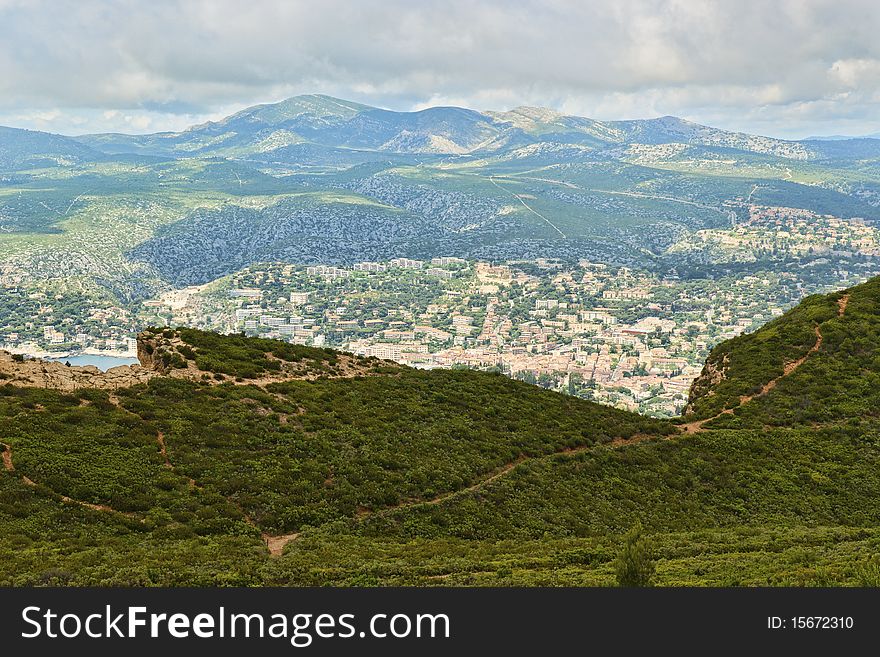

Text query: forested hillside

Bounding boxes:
[2,278,880,586]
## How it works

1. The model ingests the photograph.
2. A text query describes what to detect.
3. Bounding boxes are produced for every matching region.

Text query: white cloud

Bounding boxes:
[0,0,878,137]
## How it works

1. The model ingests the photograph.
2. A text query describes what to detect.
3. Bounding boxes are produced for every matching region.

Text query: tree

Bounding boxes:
[614,520,655,587]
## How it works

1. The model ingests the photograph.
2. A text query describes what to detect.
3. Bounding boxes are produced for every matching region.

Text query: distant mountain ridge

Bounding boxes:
[3,93,880,307]
[807,133,880,141]
[3,94,879,173]
[66,93,856,161]
[0,125,101,169]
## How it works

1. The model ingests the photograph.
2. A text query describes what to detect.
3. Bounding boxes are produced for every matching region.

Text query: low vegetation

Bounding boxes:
[143,327,390,380]
[2,277,880,585]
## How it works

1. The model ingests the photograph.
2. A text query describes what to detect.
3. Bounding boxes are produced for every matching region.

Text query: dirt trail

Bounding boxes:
[681,294,849,434]
[746,324,822,401]
[409,458,526,509]
[1,440,137,517]
[9,294,858,557]
[679,411,729,434]
[110,397,288,556]
[1,442,14,472]
[266,443,603,556]
[57,494,136,516]
[1,357,667,559]
[157,431,172,468]
[263,432,663,556]
[110,395,198,488]
[488,176,568,239]
[680,325,823,433]
[264,532,300,556]
[354,432,660,520]
[608,433,656,448]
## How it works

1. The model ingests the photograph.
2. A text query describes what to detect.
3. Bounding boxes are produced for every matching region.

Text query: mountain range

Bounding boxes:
[4,93,875,162]
[3,94,879,167]
[2,94,880,301]
[2,96,880,586]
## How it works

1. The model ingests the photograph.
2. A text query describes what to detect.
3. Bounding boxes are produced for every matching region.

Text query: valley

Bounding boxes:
[1,277,880,586]
[2,95,880,413]
[2,95,880,587]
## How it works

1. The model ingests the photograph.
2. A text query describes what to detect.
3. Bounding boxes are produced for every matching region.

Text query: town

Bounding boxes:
[133,207,880,416]
[4,204,880,417]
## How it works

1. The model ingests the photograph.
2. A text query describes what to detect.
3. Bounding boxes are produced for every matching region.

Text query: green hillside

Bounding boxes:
[2,277,880,586]
[0,328,669,585]
[686,276,880,427]
[0,126,100,170]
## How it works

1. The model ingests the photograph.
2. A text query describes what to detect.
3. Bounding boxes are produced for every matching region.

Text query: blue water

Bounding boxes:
[47,355,139,371]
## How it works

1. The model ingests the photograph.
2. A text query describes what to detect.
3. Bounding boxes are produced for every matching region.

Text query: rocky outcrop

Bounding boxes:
[137,337,159,371]
[1,328,391,393]
[683,353,728,415]
[0,350,156,391]
[0,331,190,391]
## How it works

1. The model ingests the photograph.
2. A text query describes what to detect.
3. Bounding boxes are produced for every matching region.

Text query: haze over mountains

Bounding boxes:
[3,97,880,587]
[3,0,880,594]
[2,94,878,165]
[36,93,880,161]
[2,92,880,374]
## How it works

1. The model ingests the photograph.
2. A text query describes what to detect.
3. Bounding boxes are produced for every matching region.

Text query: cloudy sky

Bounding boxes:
[0,0,878,138]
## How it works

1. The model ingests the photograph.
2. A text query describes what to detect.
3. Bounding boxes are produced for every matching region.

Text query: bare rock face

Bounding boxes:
[0,350,156,391]
[1,328,387,392]
[137,332,193,376]
[683,353,728,415]
[137,335,162,372]
[0,331,193,392]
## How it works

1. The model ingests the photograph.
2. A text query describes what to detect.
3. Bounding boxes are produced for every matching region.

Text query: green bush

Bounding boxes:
[614,521,655,587]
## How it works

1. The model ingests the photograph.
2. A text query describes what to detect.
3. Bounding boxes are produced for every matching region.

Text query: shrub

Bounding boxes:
[614,521,655,587]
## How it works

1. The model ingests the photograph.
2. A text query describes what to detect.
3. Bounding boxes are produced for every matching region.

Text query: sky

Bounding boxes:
[0,0,878,139]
